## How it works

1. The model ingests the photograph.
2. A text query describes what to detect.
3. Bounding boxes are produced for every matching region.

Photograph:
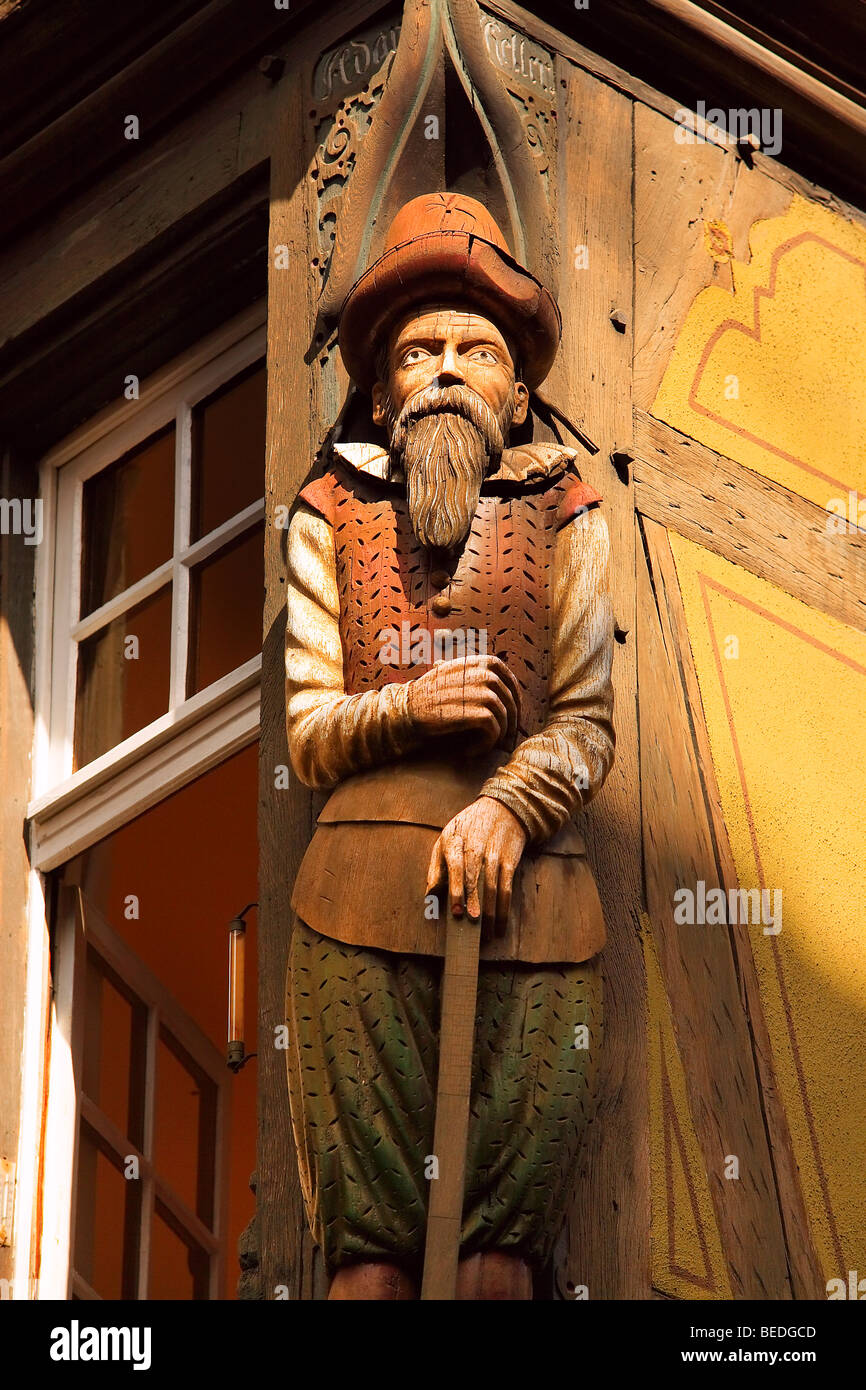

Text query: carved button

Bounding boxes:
[429,569,451,590]
[431,595,452,617]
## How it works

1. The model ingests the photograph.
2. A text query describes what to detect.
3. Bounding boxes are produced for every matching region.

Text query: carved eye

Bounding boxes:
[469,348,498,363]
[401,347,430,366]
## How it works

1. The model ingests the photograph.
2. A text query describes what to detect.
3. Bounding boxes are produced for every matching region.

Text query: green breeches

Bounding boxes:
[285,919,602,1277]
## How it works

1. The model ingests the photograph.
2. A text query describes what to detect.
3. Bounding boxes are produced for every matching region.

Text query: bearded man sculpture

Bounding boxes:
[284,192,615,1300]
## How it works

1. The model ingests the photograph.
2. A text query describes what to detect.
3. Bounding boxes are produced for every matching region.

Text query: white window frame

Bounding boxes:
[28,302,267,871]
[16,303,267,1299]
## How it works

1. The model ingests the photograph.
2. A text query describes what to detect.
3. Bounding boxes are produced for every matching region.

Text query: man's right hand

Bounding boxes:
[406,655,521,753]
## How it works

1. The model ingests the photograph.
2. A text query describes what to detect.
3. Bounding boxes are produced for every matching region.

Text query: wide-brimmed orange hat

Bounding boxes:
[338,191,561,393]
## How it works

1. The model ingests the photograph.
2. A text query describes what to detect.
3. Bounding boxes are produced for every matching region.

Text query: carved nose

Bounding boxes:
[436,347,464,385]
[436,368,464,387]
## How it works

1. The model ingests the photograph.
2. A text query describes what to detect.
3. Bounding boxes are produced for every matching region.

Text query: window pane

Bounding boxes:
[191,363,266,541]
[149,1202,210,1300]
[79,746,258,1300]
[74,1127,140,1299]
[82,948,147,1150]
[186,524,263,696]
[81,426,175,617]
[154,1031,217,1227]
[74,585,172,767]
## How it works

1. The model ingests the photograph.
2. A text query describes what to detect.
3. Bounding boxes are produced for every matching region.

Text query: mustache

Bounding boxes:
[388,383,509,458]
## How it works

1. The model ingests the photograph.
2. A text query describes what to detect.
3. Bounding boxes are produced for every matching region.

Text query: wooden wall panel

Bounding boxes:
[553,59,650,1300]
[0,449,35,1290]
[636,514,794,1297]
[640,517,825,1300]
[258,63,318,1305]
[634,102,790,414]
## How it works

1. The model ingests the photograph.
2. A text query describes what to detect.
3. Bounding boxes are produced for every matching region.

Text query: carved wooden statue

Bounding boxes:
[284,191,615,1300]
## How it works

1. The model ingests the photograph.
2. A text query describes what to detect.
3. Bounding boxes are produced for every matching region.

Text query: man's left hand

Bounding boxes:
[426,795,528,937]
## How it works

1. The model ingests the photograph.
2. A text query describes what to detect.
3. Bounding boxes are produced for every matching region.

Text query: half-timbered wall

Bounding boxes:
[1,0,863,1302]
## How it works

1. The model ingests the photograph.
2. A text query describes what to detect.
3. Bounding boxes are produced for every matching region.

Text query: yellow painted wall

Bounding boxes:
[644,917,731,1300]
[653,195,866,515]
[669,536,866,1287]
[647,193,866,1294]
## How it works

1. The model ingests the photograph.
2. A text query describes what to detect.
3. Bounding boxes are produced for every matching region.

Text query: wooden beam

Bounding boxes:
[0,177,269,456]
[487,0,866,214]
[633,411,866,634]
[0,0,386,454]
[0,65,276,359]
[255,0,393,1306]
[0,0,203,159]
[632,102,792,413]
[552,59,650,1300]
[642,0,866,134]
[0,0,320,242]
[0,447,35,1291]
[258,58,318,1305]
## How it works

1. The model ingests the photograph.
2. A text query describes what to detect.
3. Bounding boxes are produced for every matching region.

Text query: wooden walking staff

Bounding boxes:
[421,904,481,1300]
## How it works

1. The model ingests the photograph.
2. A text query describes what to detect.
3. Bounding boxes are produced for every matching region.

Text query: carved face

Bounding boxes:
[373,306,529,424]
[372,307,530,550]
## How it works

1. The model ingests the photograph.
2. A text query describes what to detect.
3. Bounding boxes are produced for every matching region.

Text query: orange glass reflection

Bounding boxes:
[74,1128,139,1299]
[81,948,147,1149]
[154,1033,217,1226]
[149,1203,209,1300]
[79,745,258,1300]
[81,427,175,617]
[74,584,172,767]
[191,363,265,542]
[186,525,263,696]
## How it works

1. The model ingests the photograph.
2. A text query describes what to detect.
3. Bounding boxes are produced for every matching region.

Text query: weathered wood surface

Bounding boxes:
[552,58,650,1300]
[258,65,318,1305]
[641,518,826,1300]
[633,412,866,634]
[421,912,481,1301]
[486,0,866,211]
[0,0,385,455]
[0,0,320,242]
[637,515,794,1298]
[0,449,36,1289]
[633,103,792,413]
[0,0,203,158]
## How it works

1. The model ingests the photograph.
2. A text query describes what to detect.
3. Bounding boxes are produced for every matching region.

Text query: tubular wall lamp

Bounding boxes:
[227,902,258,1073]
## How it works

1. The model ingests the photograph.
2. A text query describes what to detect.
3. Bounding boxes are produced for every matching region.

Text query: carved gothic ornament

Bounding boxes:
[312,0,559,332]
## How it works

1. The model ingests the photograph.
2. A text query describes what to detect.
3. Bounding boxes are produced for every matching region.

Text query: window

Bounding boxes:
[58,743,259,1302]
[29,309,266,872]
[70,893,229,1301]
[26,311,265,1300]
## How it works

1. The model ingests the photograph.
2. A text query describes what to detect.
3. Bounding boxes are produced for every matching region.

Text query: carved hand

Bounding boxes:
[426,795,528,936]
[406,655,521,753]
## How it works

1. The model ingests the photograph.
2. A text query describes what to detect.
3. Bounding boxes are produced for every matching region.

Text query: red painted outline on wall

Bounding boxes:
[698,570,865,1275]
[688,233,866,497]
